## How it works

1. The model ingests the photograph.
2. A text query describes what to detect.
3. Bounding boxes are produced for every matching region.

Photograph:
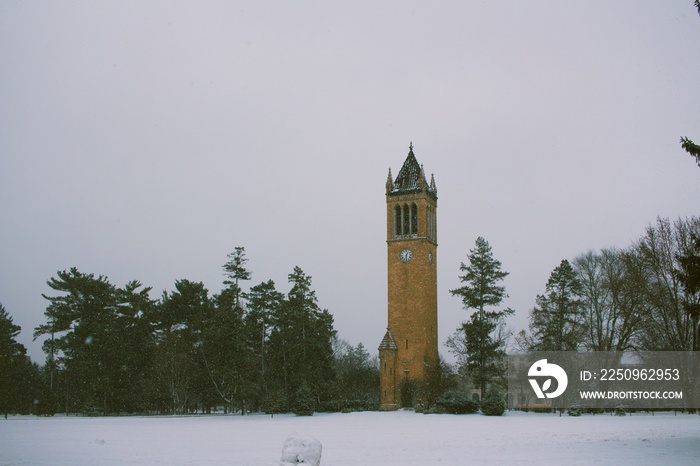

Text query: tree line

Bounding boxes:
[0,248,378,417]
[2,216,698,417]
[446,216,699,402]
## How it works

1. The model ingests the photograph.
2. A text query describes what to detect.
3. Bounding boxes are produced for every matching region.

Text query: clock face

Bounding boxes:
[400,249,413,262]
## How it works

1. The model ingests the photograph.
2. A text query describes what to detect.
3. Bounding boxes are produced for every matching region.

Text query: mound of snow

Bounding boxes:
[280,432,322,466]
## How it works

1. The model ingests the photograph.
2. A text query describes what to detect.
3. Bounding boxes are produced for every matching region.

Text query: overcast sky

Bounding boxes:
[1,1,699,363]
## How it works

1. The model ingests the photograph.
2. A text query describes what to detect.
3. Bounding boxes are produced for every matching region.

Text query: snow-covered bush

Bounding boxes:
[436,390,479,414]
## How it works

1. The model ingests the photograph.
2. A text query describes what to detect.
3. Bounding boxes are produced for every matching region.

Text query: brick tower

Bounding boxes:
[379,143,438,410]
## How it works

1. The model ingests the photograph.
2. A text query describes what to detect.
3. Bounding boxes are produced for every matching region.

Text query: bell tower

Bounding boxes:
[379,143,438,410]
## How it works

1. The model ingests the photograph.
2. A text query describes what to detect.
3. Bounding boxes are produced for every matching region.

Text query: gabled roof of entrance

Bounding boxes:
[378,328,398,351]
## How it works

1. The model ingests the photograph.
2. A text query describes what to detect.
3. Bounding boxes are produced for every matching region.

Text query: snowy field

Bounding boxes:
[1,410,699,465]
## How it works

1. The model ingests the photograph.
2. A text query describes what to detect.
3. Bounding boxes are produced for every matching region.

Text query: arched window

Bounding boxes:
[411,203,418,235]
[426,206,431,240]
[402,204,410,236]
[394,205,402,237]
[427,206,431,240]
[426,204,436,241]
[432,206,436,240]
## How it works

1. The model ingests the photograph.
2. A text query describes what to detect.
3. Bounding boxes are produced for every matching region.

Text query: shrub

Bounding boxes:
[480,389,505,416]
[436,390,479,414]
[293,383,315,416]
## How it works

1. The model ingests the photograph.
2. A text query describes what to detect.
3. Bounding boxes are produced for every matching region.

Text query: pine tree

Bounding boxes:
[195,249,255,414]
[153,279,213,414]
[293,381,316,416]
[449,237,513,399]
[34,269,155,414]
[527,259,585,351]
[109,281,157,413]
[680,137,700,166]
[0,303,30,418]
[35,269,117,414]
[268,267,336,403]
[677,234,700,351]
[222,247,252,307]
[202,287,249,413]
[242,280,284,407]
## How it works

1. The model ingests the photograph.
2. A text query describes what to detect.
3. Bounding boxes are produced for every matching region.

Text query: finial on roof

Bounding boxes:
[409,142,413,153]
[430,173,437,194]
[386,167,394,194]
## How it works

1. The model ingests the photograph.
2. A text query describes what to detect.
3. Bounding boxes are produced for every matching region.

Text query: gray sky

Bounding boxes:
[1,1,699,364]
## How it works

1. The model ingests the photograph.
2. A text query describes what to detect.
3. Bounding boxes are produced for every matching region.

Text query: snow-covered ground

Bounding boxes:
[1,410,698,465]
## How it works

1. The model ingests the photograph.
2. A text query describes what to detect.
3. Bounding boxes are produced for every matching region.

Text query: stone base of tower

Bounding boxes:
[379,403,399,411]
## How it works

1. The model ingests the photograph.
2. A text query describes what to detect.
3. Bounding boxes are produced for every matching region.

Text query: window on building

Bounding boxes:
[411,203,418,235]
[402,204,410,236]
[426,204,436,241]
[394,205,402,237]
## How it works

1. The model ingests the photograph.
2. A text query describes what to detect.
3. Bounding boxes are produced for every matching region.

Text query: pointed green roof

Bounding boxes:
[389,143,437,199]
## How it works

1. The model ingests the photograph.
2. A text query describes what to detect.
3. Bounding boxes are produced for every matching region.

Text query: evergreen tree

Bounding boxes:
[293,381,315,416]
[34,269,155,415]
[202,286,250,413]
[480,387,506,416]
[680,137,700,166]
[222,247,252,307]
[193,249,255,414]
[527,260,585,351]
[152,279,212,414]
[267,267,336,404]
[677,234,700,351]
[242,279,284,407]
[108,281,157,413]
[0,303,31,418]
[449,237,513,399]
[35,269,116,414]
